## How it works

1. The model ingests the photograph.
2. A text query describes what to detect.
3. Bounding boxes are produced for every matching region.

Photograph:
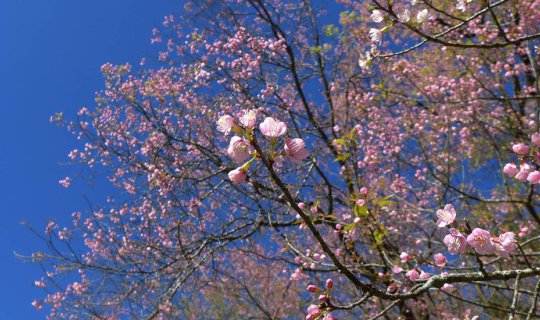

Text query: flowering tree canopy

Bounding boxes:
[27,0,540,319]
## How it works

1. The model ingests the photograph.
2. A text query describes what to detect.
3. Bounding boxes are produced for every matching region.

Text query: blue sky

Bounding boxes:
[0,1,178,318]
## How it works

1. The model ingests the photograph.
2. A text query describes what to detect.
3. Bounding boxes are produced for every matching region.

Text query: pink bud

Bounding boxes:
[318,294,328,302]
[360,187,368,195]
[441,283,454,292]
[284,138,309,163]
[516,163,533,181]
[326,278,333,289]
[532,132,540,147]
[419,271,430,280]
[512,142,530,155]
[307,285,318,293]
[527,171,540,184]
[307,304,320,316]
[356,199,365,206]
[228,168,246,184]
[400,252,410,263]
[433,253,447,267]
[503,163,519,177]
[387,283,398,293]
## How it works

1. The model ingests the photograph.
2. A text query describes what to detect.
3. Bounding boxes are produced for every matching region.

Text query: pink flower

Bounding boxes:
[227,136,253,162]
[228,168,246,184]
[238,109,257,129]
[360,187,368,195]
[416,9,430,24]
[527,171,540,184]
[436,204,456,227]
[443,228,467,255]
[441,283,454,292]
[467,228,496,255]
[516,163,533,181]
[532,132,540,147]
[434,253,447,267]
[259,117,287,138]
[356,199,365,206]
[494,232,517,257]
[392,265,403,273]
[419,271,430,280]
[371,10,384,23]
[324,314,337,320]
[397,9,411,23]
[512,142,530,155]
[369,28,382,43]
[387,283,398,293]
[503,163,519,177]
[400,252,410,263]
[406,269,419,281]
[216,115,235,135]
[284,138,309,163]
[307,304,320,316]
[59,177,71,188]
[31,300,42,311]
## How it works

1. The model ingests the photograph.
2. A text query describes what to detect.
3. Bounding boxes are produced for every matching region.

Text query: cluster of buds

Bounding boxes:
[305,279,336,320]
[216,111,309,184]
[503,133,540,184]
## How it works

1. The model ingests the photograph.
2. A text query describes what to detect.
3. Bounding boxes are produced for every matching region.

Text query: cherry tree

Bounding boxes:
[26,0,540,318]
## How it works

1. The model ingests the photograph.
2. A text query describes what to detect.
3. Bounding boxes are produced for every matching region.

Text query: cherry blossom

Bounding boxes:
[434,253,447,267]
[284,138,309,163]
[238,109,257,129]
[494,232,517,258]
[512,142,530,156]
[371,10,384,23]
[228,168,247,184]
[227,136,253,162]
[435,204,456,227]
[444,229,467,255]
[503,163,519,177]
[467,228,496,255]
[216,114,235,135]
[259,117,287,138]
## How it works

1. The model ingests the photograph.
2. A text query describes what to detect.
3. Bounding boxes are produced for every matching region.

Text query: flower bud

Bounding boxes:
[326,278,333,289]
[307,285,318,293]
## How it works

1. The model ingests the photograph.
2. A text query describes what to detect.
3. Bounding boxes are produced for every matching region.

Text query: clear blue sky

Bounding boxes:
[0,1,178,318]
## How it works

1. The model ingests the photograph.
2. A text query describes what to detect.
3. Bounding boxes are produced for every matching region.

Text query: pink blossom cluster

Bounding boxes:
[436,204,518,257]
[503,133,540,184]
[217,111,309,184]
